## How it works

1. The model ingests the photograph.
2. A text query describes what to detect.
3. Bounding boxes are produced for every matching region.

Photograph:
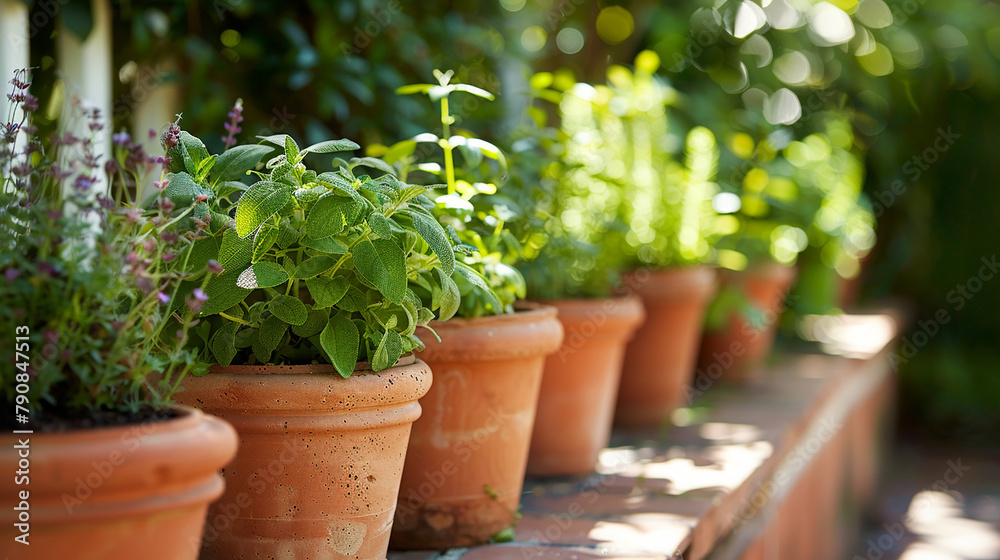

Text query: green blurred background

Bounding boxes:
[22,0,1000,445]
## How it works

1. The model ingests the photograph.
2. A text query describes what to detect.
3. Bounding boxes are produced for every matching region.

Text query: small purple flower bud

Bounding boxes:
[206,259,223,274]
[5,269,21,282]
[162,252,176,262]
[193,288,209,301]
[112,131,131,146]
[143,238,157,253]
[157,292,171,304]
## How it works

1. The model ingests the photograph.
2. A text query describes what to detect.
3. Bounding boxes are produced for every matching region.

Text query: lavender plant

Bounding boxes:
[0,70,206,428]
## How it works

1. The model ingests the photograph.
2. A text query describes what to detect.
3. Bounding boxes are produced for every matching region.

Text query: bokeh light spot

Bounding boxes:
[596,6,635,45]
[521,26,548,52]
[556,28,585,54]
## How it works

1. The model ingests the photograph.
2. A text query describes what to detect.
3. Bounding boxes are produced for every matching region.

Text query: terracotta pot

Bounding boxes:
[391,303,564,549]
[176,356,431,560]
[526,297,645,476]
[614,266,717,427]
[698,262,797,383]
[0,406,237,560]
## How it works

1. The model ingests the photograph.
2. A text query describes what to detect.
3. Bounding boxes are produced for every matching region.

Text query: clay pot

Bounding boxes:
[176,356,431,560]
[527,297,645,476]
[0,406,237,560]
[391,303,564,549]
[614,266,717,427]
[698,261,797,383]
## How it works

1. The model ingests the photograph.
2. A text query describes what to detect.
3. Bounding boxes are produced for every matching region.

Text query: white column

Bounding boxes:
[1,0,30,171]
[56,0,113,196]
[131,58,180,202]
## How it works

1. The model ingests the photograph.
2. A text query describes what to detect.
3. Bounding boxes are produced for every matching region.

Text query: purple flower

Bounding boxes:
[112,131,131,146]
[154,179,169,190]
[206,260,223,274]
[143,238,157,253]
[193,288,209,301]
[162,252,176,262]
[221,99,244,150]
[157,292,171,304]
[4,269,21,282]
[74,175,96,192]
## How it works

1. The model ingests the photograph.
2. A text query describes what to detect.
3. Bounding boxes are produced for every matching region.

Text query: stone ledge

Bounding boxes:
[390,314,899,560]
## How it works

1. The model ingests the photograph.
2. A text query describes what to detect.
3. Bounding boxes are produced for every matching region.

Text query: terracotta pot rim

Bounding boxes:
[426,300,558,328]
[208,353,416,375]
[619,265,718,300]
[724,260,798,282]
[10,403,204,439]
[1,405,236,523]
[417,301,564,362]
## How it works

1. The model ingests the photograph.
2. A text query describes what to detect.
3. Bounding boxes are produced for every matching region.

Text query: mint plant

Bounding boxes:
[374,70,525,318]
[158,126,459,376]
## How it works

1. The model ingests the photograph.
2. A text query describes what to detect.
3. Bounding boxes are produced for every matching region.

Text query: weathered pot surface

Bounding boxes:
[176,356,431,560]
[0,406,237,560]
[392,302,564,549]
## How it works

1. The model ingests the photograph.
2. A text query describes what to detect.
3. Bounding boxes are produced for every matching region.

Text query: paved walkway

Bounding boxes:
[846,445,1000,560]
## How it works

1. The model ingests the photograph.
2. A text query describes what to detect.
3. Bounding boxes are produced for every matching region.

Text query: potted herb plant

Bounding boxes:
[165,117,458,558]
[553,53,723,427]
[0,71,237,560]
[373,71,563,549]
[701,116,874,383]
[509,72,646,477]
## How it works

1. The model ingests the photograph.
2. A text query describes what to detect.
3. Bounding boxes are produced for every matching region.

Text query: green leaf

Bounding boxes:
[218,181,249,198]
[292,306,330,337]
[320,314,360,378]
[269,294,308,326]
[336,286,367,312]
[406,211,455,275]
[219,228,253,272]
[436,267,460,321]
[209,322,240,366]
[237,261,288,289]
[210,145,273,183]
[276,220,300,249]
[284,136,300,162]
[164,172,212,207]
[293,255,337,279]
[185,235,221,277]
[350,156,397,176]
[252,224,279,262]
[306,194,362,239]
[257,134,292,147]
[306,276,350,309]
[253,315,289,363]
[455,264,502,312]
[452,83,495,100]
[301,139,361,155]
[300,236,348,254]
[352,238,406,305]
[372,330,403,371]
[201,272,252,316]
[367,212,393,239]
[235,181,293,237]
[396,83,435,95]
